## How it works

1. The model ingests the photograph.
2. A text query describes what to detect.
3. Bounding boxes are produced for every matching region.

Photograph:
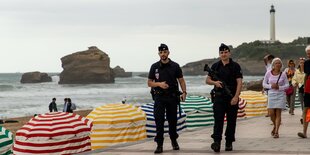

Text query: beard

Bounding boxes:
[161,56,168,61]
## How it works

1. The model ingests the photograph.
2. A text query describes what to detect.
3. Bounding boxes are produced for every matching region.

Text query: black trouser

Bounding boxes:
[153,95,179,145]
[211,97,238,143]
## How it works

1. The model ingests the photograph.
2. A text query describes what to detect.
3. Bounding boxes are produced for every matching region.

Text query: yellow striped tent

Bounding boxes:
[86,103,147,150]
[240,91,267,117]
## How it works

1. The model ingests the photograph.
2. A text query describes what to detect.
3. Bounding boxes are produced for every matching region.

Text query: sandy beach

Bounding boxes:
[1,109,92,136]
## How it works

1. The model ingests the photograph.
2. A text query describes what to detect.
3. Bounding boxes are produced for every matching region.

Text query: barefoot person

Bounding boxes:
[263,58,289,138]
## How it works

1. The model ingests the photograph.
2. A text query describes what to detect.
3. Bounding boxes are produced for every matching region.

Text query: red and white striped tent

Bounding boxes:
[13,112,92,155]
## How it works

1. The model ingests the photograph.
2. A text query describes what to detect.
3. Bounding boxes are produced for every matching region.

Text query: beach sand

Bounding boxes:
[1,109,92,136]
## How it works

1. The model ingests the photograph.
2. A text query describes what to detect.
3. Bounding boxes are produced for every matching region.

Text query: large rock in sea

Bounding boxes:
[113,66,132,77]
[59,46,115,84]
[20,71,52,83]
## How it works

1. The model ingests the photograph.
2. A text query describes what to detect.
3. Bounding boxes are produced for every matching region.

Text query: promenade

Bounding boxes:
[81,108,310,155]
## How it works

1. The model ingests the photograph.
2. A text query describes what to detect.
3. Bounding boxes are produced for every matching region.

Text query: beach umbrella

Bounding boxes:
[13,112,92,155]
[140,103,186,137]
[0,126,13,155]
[181,96,214,130]
[240,91,267,117]
[86,103,147,150]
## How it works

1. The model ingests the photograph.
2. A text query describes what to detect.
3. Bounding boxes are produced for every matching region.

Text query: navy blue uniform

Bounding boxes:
[148,59,183,145]
[208,58,243,143]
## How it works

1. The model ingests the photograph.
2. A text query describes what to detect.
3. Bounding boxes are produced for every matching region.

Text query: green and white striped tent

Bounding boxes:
[181,96,214,130]
[0,126,13,155]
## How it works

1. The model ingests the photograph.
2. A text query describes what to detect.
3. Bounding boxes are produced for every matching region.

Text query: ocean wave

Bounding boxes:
[0,84,14,91]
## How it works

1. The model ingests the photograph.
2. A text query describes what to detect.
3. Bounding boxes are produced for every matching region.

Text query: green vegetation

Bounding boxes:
[231,37,309,60]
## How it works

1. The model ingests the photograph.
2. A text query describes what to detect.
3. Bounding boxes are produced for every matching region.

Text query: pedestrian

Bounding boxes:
[49,98,58,112]
[263,54,275,117]
[263,58,289,138]
[63,98,68,112]
[292,58,305,124]
[264,54,275,71]
[298,45,310,138]
[206,43,243,152]
[284,59,296,115]
[147,43,187,154]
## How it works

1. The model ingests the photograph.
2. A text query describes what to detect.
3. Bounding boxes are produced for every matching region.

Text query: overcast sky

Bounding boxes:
[0,0,309,73]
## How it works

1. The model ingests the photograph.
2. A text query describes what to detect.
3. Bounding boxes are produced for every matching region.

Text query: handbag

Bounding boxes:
[285,86,294,95]
[306,108,310,122]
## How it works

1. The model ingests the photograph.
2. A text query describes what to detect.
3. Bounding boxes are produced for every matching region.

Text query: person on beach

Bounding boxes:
[49,98,58,112]
[63,98,72,113]
[147,43,187,154]
[298,45,310,138]
[206,43,243,152]
[264,54,275,71]
[263,58,289,138]
[292,58,305,124]
[284,59,296,115]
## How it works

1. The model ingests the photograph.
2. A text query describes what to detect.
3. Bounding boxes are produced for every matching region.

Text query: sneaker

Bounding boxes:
[154,146,163,154]
[171,140,180,150]
[211,142,221,152]
[225,142,233,151]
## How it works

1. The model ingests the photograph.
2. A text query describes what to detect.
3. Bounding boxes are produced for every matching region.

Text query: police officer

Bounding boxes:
[206,43,243,152]
[148,43,187,154]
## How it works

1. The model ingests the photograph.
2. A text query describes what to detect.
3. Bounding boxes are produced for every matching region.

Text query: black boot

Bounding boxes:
[211,141,221,152]
[154,146,163,154]
[225,141,233,151]
[154,141,163,154]
[171,139,180,150]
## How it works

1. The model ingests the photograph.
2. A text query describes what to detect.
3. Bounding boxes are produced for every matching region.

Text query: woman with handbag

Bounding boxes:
[263,58,289,138]
[284,59,296,115]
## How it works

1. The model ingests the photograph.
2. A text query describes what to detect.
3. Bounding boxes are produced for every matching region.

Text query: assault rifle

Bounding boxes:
[204,64,233,98]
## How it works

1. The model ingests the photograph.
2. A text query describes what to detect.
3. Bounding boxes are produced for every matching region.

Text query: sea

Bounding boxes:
[0,73,263,118]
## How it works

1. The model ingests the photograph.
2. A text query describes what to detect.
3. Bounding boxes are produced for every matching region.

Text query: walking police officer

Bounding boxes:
[148,43,187,154]
[206,43,243,152]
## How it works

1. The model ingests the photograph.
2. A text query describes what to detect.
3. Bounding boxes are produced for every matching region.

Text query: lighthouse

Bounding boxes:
[270,5,276,43]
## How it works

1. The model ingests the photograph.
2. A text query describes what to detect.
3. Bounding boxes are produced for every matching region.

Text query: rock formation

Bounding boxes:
[242,79,264,91]
[113,66,132,77]
[59,46,115,84]
[20,71,52,83]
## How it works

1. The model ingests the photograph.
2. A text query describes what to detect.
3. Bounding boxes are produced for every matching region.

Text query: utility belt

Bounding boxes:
[210,89,233,103]
[153,89,181,97]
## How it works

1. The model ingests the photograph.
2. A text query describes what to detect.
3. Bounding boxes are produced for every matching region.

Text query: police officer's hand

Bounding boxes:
[214,81,223,88]
[271,83,279,90]
[159,81,169,89]
[230,96,239,105]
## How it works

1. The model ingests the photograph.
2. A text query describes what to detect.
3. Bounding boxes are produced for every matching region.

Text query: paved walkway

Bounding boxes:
[80,108,310,155]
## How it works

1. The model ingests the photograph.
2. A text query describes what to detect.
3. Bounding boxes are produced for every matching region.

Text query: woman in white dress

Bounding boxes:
[263,58,289,138]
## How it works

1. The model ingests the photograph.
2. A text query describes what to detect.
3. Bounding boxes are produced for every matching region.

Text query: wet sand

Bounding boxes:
[1,109,92,136]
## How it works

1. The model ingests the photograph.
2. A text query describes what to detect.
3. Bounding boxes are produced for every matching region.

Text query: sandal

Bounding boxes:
[298,132,307,138]
[271,128,275,136]
[273,133,279,138]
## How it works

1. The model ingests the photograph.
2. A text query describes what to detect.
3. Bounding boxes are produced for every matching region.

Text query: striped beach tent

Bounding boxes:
[140,103,186,137]
[86,103,147,150]
[181,96,214,130]
[240,91,267,117]
[0,126,13,155]
[13,112,92,155]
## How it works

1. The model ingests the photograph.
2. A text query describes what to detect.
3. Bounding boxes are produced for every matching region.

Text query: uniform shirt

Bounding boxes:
[208,58,243,96]
[148,59,183,92]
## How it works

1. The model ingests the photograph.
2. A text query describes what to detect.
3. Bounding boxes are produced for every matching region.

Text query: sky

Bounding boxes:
[0,0,309,73]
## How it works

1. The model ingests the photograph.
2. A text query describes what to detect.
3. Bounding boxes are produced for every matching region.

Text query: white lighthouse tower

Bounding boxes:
[270,5,276,43]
